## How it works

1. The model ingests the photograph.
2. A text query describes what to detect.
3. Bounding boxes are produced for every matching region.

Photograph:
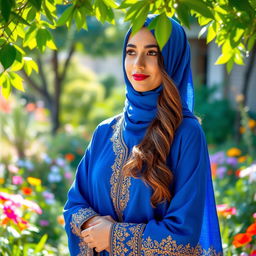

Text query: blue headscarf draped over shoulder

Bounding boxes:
[122,14,195,149]
[63,14,223,256]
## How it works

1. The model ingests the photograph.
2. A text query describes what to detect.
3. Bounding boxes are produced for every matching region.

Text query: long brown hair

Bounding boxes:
[122,50,183,208]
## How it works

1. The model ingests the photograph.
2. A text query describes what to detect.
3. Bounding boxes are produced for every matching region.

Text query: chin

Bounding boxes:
[131,85,148,92]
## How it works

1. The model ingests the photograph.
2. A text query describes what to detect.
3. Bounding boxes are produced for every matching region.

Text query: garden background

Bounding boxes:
[0,0,256,255]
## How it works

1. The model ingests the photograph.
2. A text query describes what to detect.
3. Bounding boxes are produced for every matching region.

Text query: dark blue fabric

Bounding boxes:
[63,14,223,256]
[123,14,195,149]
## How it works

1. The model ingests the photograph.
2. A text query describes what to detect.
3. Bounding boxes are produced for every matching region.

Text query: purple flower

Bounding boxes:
[39,220,49,226]
[210,151,226,165]
[42,191,54,200]
[40,153,52,164]
[55,158,65,167]
[42,191,55,205]
[48,173,62,183]
[50,165,60,173]
[226,157,238,166]
[216,166,227,179]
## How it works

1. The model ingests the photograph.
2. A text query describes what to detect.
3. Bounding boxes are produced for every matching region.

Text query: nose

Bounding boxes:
[134,54,145,69]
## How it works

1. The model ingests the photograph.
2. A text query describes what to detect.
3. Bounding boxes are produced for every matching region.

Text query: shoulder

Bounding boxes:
[90,113,123,141]
[87,113,123,152]
[168,116,208,170]
[175,116,204,139]
[172,116,207,150]
[96,113,123,132]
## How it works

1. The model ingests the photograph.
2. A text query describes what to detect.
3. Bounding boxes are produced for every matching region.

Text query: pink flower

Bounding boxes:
[64,172,73,179]
[8,164,19,174]
[22,199,42,214]
[12,176,23,185]
[39,220,49,226]
[217,204,237,217]
[0,192,42,214]
[253,212,256,219]
[3,205,19,224]
[0,192,22,206]
[250,250,256,256]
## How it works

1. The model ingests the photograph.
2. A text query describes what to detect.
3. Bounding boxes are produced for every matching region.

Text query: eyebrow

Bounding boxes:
[126,43,159,49]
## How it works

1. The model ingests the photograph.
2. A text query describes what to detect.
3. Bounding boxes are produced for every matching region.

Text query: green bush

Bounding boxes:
[194,85,236,144]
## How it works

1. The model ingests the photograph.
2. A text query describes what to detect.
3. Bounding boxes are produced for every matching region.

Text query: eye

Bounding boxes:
[125,49,158,56]
[148,50,158,56]
[126,49,135,55]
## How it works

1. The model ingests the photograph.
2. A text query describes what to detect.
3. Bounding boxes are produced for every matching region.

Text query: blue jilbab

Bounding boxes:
[63,14,223,256]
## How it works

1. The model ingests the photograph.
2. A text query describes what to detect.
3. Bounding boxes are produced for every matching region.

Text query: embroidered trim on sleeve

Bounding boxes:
[110,222,146,256]
[77,240,94,256]
[141,235,223,256]
[70,207,99,237]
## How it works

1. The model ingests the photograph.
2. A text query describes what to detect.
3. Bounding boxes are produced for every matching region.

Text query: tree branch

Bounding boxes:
[20,69,52,105]
[60,43,76,83]
[37,55,49,93]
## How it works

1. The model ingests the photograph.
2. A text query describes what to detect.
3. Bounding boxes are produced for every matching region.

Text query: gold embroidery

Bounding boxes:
[70,207,98,237]
[111,222,222,256]
[110,115,131,222]
[141,236,223,256]
[70,207,98,256]
[111,222,146,256]
[77,240,94,256]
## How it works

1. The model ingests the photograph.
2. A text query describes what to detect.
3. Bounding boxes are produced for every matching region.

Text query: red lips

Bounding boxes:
[132,73,150,81]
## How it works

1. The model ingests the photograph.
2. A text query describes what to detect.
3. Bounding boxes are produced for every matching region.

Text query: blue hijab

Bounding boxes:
[63,15,223,256]
[122,14,195,149]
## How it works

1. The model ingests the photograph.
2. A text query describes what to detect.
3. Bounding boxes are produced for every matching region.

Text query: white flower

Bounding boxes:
[239,164,256,182]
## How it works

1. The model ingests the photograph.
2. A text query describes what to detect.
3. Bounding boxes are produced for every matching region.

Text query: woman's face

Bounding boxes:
[125,27,162,92]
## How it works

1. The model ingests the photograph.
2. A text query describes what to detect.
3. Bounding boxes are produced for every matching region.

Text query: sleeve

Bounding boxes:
[63,127,100,256]
[110,122,212,255]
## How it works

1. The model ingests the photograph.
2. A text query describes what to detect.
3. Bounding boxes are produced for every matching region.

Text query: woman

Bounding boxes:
[63,14,223,256]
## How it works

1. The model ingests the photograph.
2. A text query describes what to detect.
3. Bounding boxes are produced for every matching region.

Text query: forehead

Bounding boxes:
[127,27,157,45]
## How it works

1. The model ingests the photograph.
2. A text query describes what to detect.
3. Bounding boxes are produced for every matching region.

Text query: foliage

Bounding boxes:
[0,96,50,158]
[0,182,59,255]
[210,147,256,255]
[0,96,74,254]
[210,103,256,255]
[1,80,256,254]
[1,0,256,98]
[194,84,236,144]
[60,66,105,128]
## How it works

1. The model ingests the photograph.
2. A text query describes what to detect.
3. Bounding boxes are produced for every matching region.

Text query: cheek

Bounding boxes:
[149,60,161,76]
[124,58,131,75]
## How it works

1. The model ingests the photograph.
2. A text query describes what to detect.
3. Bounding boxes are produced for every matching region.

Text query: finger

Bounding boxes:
[81,228,91,237]
[103,215,115,222]
[83,236,92,243]
[87,222,98,228]
[89,220,101,226]
[95,247,103,253]
[87,243,95,249]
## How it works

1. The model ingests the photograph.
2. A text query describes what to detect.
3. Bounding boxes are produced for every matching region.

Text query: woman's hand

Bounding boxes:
[81,215,115,253]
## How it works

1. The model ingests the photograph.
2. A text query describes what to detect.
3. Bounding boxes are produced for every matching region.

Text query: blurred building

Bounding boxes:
[186,25,256,112]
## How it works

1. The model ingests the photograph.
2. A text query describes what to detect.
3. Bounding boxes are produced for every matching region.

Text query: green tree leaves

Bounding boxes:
[1,0,256,98]
[56,5,75,27]
[154,13,173,50]
[0,44,17,69]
